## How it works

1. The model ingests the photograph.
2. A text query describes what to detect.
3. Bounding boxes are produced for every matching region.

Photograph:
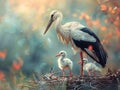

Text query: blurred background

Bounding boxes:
[0,0,120,89]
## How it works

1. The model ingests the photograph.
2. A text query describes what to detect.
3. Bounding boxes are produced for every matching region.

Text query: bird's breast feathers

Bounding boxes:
[58,58,72,65]
[84,63,101,72]
[56,28,71,45]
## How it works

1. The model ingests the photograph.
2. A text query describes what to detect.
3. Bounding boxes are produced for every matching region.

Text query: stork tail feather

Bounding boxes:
[84,42,107,68]
[98,43,108,66]
[83,49,100,65]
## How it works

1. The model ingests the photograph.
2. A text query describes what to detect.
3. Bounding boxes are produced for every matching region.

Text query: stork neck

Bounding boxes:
[83,63,86,65]
[56,16,70,39]
[83,62,88,65]
[56,17,62,30]
[59,56,65,61]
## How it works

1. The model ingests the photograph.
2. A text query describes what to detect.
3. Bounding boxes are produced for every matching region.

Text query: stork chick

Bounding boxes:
[80,58,101,76]
[56,50,73,77]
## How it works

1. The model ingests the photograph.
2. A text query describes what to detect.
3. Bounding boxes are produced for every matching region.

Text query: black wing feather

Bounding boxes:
[80,28,100,42]
[72,28,108,67]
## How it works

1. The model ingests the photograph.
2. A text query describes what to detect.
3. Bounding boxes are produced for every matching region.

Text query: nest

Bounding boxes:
[18,69,120,90]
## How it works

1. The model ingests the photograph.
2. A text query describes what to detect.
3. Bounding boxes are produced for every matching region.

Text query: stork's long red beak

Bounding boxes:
[56,53,61,57]
[44,18,53,35]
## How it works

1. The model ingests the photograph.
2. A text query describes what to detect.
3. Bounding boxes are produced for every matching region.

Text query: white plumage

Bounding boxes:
[44,10,94,50]
[56,50,73,76]
[44,10,107,68]
[83,58,101,76]
[70,29,96,42]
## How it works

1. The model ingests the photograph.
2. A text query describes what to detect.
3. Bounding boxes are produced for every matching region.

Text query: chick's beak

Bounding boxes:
[44,18,53,35]
[56,53,61,57]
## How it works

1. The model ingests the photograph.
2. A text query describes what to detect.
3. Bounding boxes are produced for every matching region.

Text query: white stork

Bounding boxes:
[56,50,73,77]
[44,10,107,72]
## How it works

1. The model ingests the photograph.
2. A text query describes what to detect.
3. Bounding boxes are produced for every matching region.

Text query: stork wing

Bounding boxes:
[84,43,107,68]
[84,48,100,63]
[70,27,107,67]
[70,28,97,42]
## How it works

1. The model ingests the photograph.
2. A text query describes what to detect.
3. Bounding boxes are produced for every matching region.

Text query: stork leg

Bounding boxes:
[69,70,73,77]
[93,72,96,77]
[62,70,66,76]
[88,70,92,76]
[80,52,84,76]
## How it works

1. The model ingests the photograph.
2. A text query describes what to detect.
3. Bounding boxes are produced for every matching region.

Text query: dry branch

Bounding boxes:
[18,69,120,90]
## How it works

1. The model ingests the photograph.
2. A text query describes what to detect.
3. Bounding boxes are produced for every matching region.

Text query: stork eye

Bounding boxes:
[51,14,54,18]
[60,52,63,54]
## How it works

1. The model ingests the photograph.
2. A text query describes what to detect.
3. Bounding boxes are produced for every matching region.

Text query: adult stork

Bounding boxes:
[44,10,107,75]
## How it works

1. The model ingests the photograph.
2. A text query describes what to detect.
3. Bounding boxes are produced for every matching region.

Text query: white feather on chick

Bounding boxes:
[56,50,73,76]
[83,58,101,76]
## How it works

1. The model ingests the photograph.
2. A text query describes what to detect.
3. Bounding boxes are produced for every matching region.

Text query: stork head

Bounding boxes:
[79,58,88,64]
[83,58,88,64]
[44,10,62,34]
[56,50,67,57]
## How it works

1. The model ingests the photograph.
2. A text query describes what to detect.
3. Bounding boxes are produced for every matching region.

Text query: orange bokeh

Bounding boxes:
[0,71,5,81]
[0,50,7,59]
[12,62,21,71]
[102,39,109,44]
[114,21,119,26]
[100,26,107,31]
[12,57,23,71]
[116,29,120,37]
[117,7,120,13]
[107,33,113,39]
[100,4,107,11]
